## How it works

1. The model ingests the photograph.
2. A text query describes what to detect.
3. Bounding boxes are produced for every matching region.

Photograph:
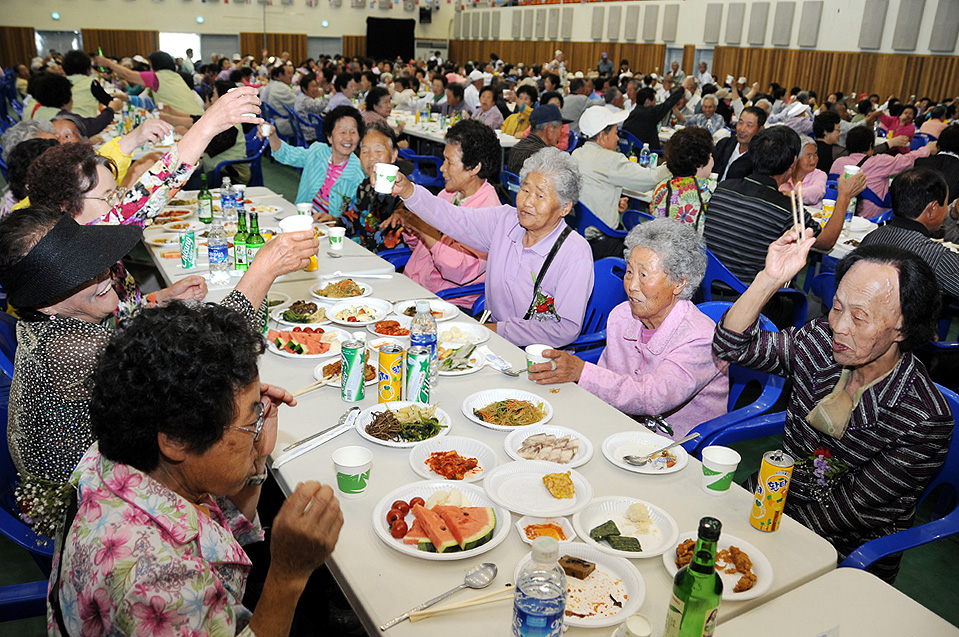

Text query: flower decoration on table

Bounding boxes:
[795,447,849,502]
[15,474,74,540]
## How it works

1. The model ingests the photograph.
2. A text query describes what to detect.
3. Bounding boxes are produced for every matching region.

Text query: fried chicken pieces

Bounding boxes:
[674,540,757,593]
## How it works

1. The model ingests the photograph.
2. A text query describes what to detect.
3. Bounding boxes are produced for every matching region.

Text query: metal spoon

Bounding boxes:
[380,562,498,630]
[623,432,700,466]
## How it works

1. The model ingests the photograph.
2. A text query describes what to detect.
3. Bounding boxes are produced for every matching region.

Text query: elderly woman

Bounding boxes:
[362,86,407,142]
[49,302,342,636]
[472,86,505,130]
[1,138,58,218]
[501,84,538,137]
[778,136,827,205]
[651,126,715,234]
[529,219,729,438]
[715,233,952,583]
[95,51,205,117]
[22,73,118,136]
[399,120,499,309]
[394,146,593,347]
[879,103,917,153]
[264,104,366,222]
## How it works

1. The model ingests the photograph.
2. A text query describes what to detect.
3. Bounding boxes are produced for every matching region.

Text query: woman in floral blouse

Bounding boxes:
[651,126,715,235]
[48,302,343,636]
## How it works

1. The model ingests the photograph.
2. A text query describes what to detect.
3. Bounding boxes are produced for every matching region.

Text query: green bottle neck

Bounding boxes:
[249,214,260,235]
[237,212,248,233]
[689,538,718,574]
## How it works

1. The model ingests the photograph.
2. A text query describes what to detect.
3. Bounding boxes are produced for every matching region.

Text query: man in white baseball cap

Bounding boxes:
[464,69,484,111]
[571,106,668,258]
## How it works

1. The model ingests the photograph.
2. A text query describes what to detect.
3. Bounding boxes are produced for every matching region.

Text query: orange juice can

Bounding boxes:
[750,449,794,532]
[377,343,405,403]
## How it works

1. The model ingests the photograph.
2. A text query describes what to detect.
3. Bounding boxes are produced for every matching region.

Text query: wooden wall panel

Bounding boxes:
[342,36,367,59]
[240,33,307,63]
[0,26,35,70]
[448,40,665,77]
[711,46,959,103]
[81,29,159,59]
[682,44,697,78]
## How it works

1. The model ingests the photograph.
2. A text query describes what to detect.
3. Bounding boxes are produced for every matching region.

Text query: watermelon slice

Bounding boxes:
[411,504,459,553]
[402,519,431,548]
[301,340,331,355]
[433,506,496,551]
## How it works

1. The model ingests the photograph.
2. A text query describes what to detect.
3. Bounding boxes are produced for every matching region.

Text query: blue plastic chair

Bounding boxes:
[308,113,324,143]
[566,129,580,152]
[911,132,936,151]
[861,186,891,210]
[212,129,269,189]
[260,102,295,145]
[397,148,445,189]
[697,249,808,329]
[436,283,486,318]
[617,128,643,156]
[563,258,628,355]
[568,201,627,239]
[283,105,313,148]
[622,209,655,230]
[0,151,6,180]
[378,247,413,271]
[811,270,838,313]
[500,169,521,206]
[869,209,894,224]
[0,312,14,380]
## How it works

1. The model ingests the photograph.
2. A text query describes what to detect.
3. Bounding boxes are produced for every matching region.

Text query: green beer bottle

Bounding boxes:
[198,174,214,224]
[663,517,723,637]
[246,212,265,263]
[233,205,249,271]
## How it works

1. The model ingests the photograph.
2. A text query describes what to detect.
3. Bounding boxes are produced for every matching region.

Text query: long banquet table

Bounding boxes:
[144,187,838,636]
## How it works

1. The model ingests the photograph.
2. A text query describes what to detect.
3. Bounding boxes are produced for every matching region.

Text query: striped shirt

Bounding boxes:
[859,216,959,299]
[714,317,953,582]
[703,173,821,284]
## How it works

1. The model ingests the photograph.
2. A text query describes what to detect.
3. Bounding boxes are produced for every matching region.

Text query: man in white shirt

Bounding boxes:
[181,49,195,75]
[695,62,714,87]
[463,69,483,112]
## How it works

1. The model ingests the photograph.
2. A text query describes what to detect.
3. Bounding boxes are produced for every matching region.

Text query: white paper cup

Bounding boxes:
[821,199,836,219]
[278,214,314,233]
[328,226,346,250]
[525,344,556,371]
[701,446,742,495]
[332,446,373,499]
[259,123,273,137]
[295,203,313,215]
[373,162,400,194]
[843,165,862,177]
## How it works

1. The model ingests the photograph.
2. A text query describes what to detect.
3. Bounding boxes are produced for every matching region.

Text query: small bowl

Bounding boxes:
[514,515,576,545]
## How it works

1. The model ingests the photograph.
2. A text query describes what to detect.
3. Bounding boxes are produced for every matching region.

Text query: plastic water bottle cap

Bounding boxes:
[352,332,367,342]
[415,300,431,313]
[530,536,559,563]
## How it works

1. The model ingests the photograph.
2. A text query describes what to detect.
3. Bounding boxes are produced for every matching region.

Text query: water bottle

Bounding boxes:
[220,176,235,224]
[639,143,651,168]
[207,216,230,285]
[512,537,567,637]
[409,300,438,387]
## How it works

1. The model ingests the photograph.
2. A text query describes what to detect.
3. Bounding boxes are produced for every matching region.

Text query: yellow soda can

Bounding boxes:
[377,343,405,403]
[750,449,794,532]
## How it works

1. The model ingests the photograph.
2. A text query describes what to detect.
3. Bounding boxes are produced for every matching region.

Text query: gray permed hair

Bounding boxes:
[623,218,707,300]
[701,94,719,106]
[1,120,56,163]
[518,147,581,208]
[798,135,817,152]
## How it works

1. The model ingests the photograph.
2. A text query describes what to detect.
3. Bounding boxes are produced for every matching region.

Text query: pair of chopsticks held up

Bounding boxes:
[789,183,804,249]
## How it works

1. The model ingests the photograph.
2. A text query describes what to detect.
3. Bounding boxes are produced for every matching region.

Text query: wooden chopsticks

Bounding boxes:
[408,586,514,623]
[290,377,334,397]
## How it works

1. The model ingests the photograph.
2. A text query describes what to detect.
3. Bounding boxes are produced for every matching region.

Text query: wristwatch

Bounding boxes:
[247,471,269,486]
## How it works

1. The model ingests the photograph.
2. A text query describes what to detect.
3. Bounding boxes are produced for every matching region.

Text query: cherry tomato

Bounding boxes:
[390,519,408,539]
[409,497,425,509]
[347,316,358,322]
[391,500,410,516]
[386,509,402,528]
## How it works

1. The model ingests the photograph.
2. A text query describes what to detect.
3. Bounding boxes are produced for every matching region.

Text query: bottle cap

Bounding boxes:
[352,331,367,342]
[698,516,722,541]
[530,536,559,563]
[415,300,430,313]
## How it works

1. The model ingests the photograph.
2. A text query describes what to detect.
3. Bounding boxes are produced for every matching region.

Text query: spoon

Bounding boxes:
[623,432,700,466]
[380,562,498,630]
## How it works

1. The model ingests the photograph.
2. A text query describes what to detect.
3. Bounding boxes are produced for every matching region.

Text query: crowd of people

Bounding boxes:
[1,44,957,633]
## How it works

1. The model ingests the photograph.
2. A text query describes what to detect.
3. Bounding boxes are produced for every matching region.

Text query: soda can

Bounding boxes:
[341,333,367,403]
[405,346,431,404]
[179,231,196,269]
[750,449,794,532]
[378,343,405,403]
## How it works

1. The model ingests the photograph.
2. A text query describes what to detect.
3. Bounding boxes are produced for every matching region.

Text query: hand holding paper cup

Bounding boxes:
[526,344,556,371]
[701,446,741,495]
[278,214,315,234]
[332,446,372,499]
[373,162,400,195]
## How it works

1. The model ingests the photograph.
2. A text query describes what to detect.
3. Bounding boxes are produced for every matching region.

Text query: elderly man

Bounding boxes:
[438,83,470,117]
[712,106,766,181]
[572,106,667,257]
[670,61,685,84]
[561,78,592,132]
[622,76,696,150]
[655,74,674,104]
[507,104,568,174]
[597,53,614,77]
[261,64,296,137]
[603,87,624,112]
[915,125,959,204]
[464,69,484,112]
[681,94,725,134]
[694,61,713,87]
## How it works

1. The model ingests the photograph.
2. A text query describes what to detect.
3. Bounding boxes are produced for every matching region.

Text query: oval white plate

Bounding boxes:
[662,531,774,601]
[146,232,182,247]
[266,291,290,309]
[437,321,491,346]
[355,401,451,448]
[514,515,576,545]
[327,298,393,327]
[154,209,195,221]
[504,424,593,468]
[366,315,412,339]
[392,298,460,322]
[311,357,377,387]
[247,204,282,215]
[437,344,485,377]
[602,431,690,475]
[371,481,510,561]
[482,460,592,517]
[408,436,497,482]
[160,220,205,232]
[310,278,373,302]
[461,389,553,431]
[514,542,645,628]
[265,326,350,360]
[270,304,331,328]
[572,496,680,559]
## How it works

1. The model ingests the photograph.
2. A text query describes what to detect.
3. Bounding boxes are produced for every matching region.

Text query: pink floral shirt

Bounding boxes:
[99,146,196,227]
[48,445,263,637]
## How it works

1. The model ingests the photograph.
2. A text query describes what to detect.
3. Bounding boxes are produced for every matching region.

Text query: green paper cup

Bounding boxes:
[332,445,373,499]
[701,446,741,495]
[373,162,400,194]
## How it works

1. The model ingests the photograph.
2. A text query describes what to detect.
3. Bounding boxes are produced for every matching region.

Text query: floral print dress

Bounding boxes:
[650,176,712,235]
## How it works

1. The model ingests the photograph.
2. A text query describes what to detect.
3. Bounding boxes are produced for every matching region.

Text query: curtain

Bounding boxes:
[0,27,37,70]
[81,29,159,59]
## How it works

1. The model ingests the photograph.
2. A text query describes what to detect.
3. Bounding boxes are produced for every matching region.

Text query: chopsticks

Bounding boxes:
[290,377,334,397]
[408,586,514,623]
[789,183,804,247]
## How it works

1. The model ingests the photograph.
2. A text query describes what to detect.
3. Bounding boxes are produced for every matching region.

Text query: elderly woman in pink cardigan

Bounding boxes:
[528,218,729,439]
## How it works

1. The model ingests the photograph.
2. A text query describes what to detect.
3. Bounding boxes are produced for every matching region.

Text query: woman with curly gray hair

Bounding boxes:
[529,218,729,438]
[393,146,593,347]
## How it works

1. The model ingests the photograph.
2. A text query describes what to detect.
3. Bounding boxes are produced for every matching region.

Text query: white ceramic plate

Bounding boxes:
[266,292,290,310]
[849,216,873,234]
[437,321,491,346]
[247,204,282,215]
[514,543,645,629]
[371,481,510,562]
[572,496,680,559]
[160,220,205,232]
[270,304,331,327]
[327,298,392,327]
[408,436,497,482]
[514,515,576,545]
[392,298,460,322]
[145,232,182,247]
[461,389,553,431]
[662,531,774,601]
[264,325,350,360]
[602,431,690,475]
[504,424,593,468]
[366,315,412,339]
[355,401,451,448]
[482,460,592,517]
[310,279,373,303]
[437,343,485,377]
[154,209,195,221]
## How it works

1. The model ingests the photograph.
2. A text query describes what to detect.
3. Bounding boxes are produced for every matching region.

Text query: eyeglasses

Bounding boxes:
[83,186,128,209]
[230,401,265,442]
